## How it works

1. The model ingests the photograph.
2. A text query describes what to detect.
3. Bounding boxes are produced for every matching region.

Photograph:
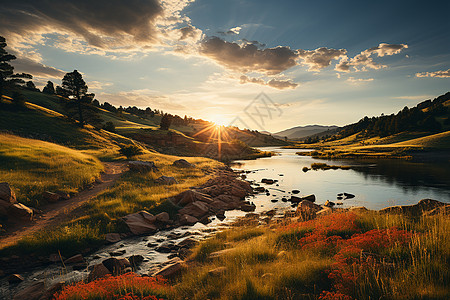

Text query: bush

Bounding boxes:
[119,144,143,159]
[12,91,26,107]
[103,121,116,133]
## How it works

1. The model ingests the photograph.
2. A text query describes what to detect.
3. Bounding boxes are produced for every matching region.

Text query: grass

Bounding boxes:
[0,133,103,207]
[166,210,449,300]
[0,151,222,257]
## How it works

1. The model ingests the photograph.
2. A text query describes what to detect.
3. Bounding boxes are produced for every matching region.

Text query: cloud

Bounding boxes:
[11,57,66,79]
[336,43,408,72]
[200,37,299,75]
[392,95,433,100]
[298,47,347,71]
[415,69,450,78]
[218,26,242,36]
[346,77,374,84]
[239,75,298,90]
[98,89,185,110]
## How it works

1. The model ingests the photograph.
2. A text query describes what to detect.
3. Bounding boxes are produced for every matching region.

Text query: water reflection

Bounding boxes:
[232,147,450,210]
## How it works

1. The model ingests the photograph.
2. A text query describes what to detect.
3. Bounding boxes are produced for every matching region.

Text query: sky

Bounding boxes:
[1,0,449,132]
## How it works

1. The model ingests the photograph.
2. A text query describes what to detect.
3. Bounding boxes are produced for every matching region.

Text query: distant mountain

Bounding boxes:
[274,125,339,140]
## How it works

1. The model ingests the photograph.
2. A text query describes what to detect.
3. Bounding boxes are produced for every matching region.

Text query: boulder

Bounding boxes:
[8,274,24,284]
[0,182,16,204]
[176,237,198,249]
[128,161,158,173]
[240,202,256,212]
[105,233,121,243]
[324,200,335,207]
[380,199,447,216]
[292,190,300,194]
[316,207,333,216]
[343,192,355,199]
[8,203,33,220]
[174,190,213,206]
[102,257,132,275]
[109,250,126,256]
[122,211,158,235]
[64,254,84,264]
[155,176,178,185]
[88,263,111,281]
[296,200,322,219]
[179,214,198,225]
[55,191,70,200]
[261,178,276,184]
[155,212,171,223]
[152,259,185,277]
[42,191,61,203]
[128,255,144,267]
[254,186,266,193]
[291,194,316,203]
[173,159,194,168]
[12,281,45,300]
[178,201,210,218]
[423,204,450,216]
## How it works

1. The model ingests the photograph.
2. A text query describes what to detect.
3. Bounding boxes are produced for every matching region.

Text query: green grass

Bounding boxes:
[0,152,222,257]
[0,133,103,207]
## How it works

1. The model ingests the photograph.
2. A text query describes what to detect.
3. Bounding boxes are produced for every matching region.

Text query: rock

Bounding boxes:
[173,159,194,168]
[8,274,24,284]
[343,192,355,199]
[42,282,64,300]
[208,266,227,277]
[105,233,121,243]
[0,182,16,204]
[128,161,158,173]
[324,200,335,207]
[151,259,185,277]
[42,191,61,203]
[296,200,322,219]
[281,197,288,202]
[271,199,278,203]
[349,206,368,212]
[12,281,44,300]
[337,193,343,196]
[64,254,84,264]
[208,248,234,259]
[290,195,302,203]
[155,243,174,253]
[128,255,144,266]
[292,190,300,194]
[380,199,447,216]
[423,204,450,216]
[55,191,70,200]
[88,263,111,281]
[261,178,276,184]
[254,186,266,193]
[179,214,198,225]
[8,203,33,220]
[48,253,62,263]
[178,201,210,218]
[302,194,316,202]
[102,257,132,275]
[155,176,178,185]
[176,238,198,249]
[174,190,213,206]
[240,202,256,212]
[336,202,343,205]
[122,210,158,235]
[155,212,170,223]
[316,207,333,216]
[109,250,126,256]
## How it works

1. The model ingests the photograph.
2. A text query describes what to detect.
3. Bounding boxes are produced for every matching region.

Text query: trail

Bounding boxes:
[0,162,128,249]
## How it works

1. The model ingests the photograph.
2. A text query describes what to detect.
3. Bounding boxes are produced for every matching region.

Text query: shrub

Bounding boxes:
[119,144,143,159]
[103,121,116,133]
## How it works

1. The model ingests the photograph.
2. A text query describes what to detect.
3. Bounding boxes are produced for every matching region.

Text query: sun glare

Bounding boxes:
[209,115,228,126]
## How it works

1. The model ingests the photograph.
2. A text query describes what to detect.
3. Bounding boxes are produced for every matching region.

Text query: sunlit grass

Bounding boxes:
[0,133,103,207]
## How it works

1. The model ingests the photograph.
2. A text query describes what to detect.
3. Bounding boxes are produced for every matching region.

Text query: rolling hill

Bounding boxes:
[274,125,339,140]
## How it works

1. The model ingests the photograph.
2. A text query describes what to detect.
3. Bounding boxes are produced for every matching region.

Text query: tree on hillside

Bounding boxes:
[0,36,32,98]
[42,81,55,94]
[160,113,172,130]
[62,70,88,126]
[25,80,39,92]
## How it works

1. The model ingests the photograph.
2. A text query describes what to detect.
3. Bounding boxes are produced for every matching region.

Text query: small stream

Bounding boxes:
[2,147,449,297]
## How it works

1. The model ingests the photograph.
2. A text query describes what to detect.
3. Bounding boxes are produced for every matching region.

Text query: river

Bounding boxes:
[232,147,450,210]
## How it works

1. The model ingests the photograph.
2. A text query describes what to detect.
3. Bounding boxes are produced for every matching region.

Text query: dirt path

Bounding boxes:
[0,162,128,249]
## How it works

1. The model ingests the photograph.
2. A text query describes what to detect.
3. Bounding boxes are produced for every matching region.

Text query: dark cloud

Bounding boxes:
[0,0,163,49]
[217,26,241,36]
[298,47,347,71]
[239,75,298,90]
[416,69,450,78]
[12,57,66,79]
[200,37,299,75]
[242,39,266,48]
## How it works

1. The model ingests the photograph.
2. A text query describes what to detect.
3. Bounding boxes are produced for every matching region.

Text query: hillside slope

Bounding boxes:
[275,125,339,140]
